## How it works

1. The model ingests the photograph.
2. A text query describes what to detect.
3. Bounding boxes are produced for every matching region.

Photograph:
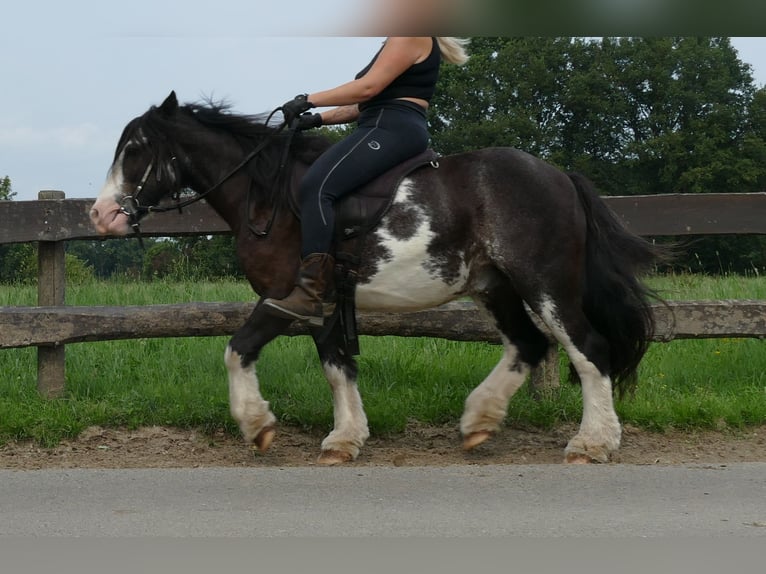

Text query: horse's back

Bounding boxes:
[437,147,576,196]
[412,146,585,243]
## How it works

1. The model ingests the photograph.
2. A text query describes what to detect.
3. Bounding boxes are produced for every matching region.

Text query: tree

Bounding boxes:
[0,176,14,201]
[142,241,182,279]
[175,235,243,279]
[0,176,23,283]
[0,242,36,284]
[431,37,574,158]
[429,38,766,273]
[607,37,760,195]
[431,37,766,197]
[742,86,766,191]
[66,238,148,279]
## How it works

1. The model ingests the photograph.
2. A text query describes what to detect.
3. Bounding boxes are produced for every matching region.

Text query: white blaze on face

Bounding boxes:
[356,180,469,311]
[89,147,132,236]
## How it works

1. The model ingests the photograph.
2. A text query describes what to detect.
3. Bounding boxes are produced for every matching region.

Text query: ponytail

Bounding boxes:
[437,37,470,65]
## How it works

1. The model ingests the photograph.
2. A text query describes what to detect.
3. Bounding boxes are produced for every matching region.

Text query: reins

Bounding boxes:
[120,106,294,246]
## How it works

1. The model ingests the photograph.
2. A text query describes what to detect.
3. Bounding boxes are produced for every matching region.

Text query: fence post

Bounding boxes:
[529,345,560,398]
[37,190,66,397]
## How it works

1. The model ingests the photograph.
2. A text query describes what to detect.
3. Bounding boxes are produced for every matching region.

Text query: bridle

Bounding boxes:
[119,106,294,246]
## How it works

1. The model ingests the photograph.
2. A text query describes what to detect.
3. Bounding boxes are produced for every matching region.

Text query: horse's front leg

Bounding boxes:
[311,324,370,465]
[226,303,292,451]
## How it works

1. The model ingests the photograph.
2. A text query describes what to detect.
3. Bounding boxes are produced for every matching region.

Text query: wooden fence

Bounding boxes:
[2,190,766,397]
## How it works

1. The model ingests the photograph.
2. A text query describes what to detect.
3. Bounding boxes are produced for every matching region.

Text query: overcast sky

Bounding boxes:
[2,2,765,201]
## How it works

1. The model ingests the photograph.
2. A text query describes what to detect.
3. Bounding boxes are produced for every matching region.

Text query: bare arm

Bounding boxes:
[319,105,360,125]
[306,37,433,107]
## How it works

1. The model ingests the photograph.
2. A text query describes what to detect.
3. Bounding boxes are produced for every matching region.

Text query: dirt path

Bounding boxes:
[2,422,765,469]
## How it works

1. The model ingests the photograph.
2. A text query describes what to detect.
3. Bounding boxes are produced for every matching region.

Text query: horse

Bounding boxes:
[90,91,662,465]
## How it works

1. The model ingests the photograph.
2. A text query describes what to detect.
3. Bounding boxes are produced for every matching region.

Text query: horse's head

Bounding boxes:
[90,91,183,236]
[90,91,329,238]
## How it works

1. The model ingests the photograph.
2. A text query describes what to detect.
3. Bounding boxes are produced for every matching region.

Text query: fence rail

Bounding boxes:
[1,300,766,350]
[2,191,766,396]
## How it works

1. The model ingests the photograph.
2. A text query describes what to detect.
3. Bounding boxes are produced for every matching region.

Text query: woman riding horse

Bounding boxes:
[262,37,469,326]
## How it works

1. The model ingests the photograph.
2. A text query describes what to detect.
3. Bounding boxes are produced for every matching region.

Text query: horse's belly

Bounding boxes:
[356,235,468,313]
[356,271,463,312]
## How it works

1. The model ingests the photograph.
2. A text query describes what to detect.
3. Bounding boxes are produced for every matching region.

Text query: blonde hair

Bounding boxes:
[437,37,470,65]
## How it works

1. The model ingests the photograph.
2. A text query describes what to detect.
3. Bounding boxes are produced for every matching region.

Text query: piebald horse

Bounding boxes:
[90,92,661,464]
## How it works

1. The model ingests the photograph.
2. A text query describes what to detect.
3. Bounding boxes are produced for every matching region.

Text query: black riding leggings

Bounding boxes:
[298,101,429,257]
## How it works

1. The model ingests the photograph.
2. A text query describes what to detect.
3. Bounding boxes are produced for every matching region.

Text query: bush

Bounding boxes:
[0,243,36,284]
[0,245,95,285]
[65,253,96,284]
[142,241,182,280]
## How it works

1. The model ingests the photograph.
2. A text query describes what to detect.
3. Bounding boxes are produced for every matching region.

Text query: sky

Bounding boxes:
[1,2,765,201]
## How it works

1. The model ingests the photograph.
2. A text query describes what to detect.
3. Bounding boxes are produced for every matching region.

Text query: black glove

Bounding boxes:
[281,94,315,126]
[296,112,323,131]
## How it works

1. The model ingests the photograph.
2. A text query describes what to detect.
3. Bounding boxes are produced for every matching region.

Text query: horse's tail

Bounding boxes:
[569,172,665,394]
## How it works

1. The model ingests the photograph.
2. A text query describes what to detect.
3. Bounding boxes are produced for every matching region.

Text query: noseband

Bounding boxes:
[119,161,157,234]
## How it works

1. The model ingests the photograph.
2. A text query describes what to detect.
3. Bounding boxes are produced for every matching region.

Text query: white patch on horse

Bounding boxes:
[90,148,131,236]
[98,148,127,203]
[357,179,469,312]
[320,363,369,459]
[224,346,275,443]
[97,133,149,204]
[537,296,621,457]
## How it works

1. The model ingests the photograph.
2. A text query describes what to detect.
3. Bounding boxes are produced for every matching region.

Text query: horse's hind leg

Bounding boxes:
[535,295,620,463]
[311,325,370,465]
[461,285,551,450]
[226,303,291,451]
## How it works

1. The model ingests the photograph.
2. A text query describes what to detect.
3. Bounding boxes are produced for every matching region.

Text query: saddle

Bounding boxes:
[286,148,439,241]
[332,148,440,241]
[288,148,440,355]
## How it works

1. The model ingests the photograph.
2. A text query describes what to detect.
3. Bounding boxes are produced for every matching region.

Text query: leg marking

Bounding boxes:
[225,346,277,449]
[318,363,370,464]
[461,338,529,448]
[537,298,621,462]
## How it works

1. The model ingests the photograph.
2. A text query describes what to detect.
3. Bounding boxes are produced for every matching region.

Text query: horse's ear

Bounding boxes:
[159,91,179,115]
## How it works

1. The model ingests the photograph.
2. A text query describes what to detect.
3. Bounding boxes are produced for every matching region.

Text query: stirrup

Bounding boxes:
[262,299,334,327]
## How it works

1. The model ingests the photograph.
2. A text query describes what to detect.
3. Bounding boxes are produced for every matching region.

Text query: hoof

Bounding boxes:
[564,446,609,464]
[463,430,493,451]
[564,435,612,464]
[317,449,353,466]
[254,425,275,453]
[565,452,601,464]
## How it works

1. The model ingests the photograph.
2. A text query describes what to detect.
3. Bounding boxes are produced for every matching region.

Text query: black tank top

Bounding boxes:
[355,38,441,111]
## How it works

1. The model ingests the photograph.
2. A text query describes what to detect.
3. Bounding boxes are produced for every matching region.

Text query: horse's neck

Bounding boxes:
[180,134,242,191]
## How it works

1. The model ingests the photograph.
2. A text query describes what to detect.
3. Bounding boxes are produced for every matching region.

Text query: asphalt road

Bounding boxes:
[2,463,765,538]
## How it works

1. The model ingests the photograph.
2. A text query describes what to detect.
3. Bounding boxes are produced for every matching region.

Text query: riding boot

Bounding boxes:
[262,253,336,326]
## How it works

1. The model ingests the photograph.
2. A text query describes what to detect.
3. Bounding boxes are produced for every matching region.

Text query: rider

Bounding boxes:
[262,37,469,325]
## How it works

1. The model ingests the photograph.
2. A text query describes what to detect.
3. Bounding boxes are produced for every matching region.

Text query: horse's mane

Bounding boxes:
[182,99,332,165]
[121,98,332,205]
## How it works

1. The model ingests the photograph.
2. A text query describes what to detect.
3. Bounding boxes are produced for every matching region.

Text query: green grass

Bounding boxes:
[1,274,765,446]
[647,272,766,300]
